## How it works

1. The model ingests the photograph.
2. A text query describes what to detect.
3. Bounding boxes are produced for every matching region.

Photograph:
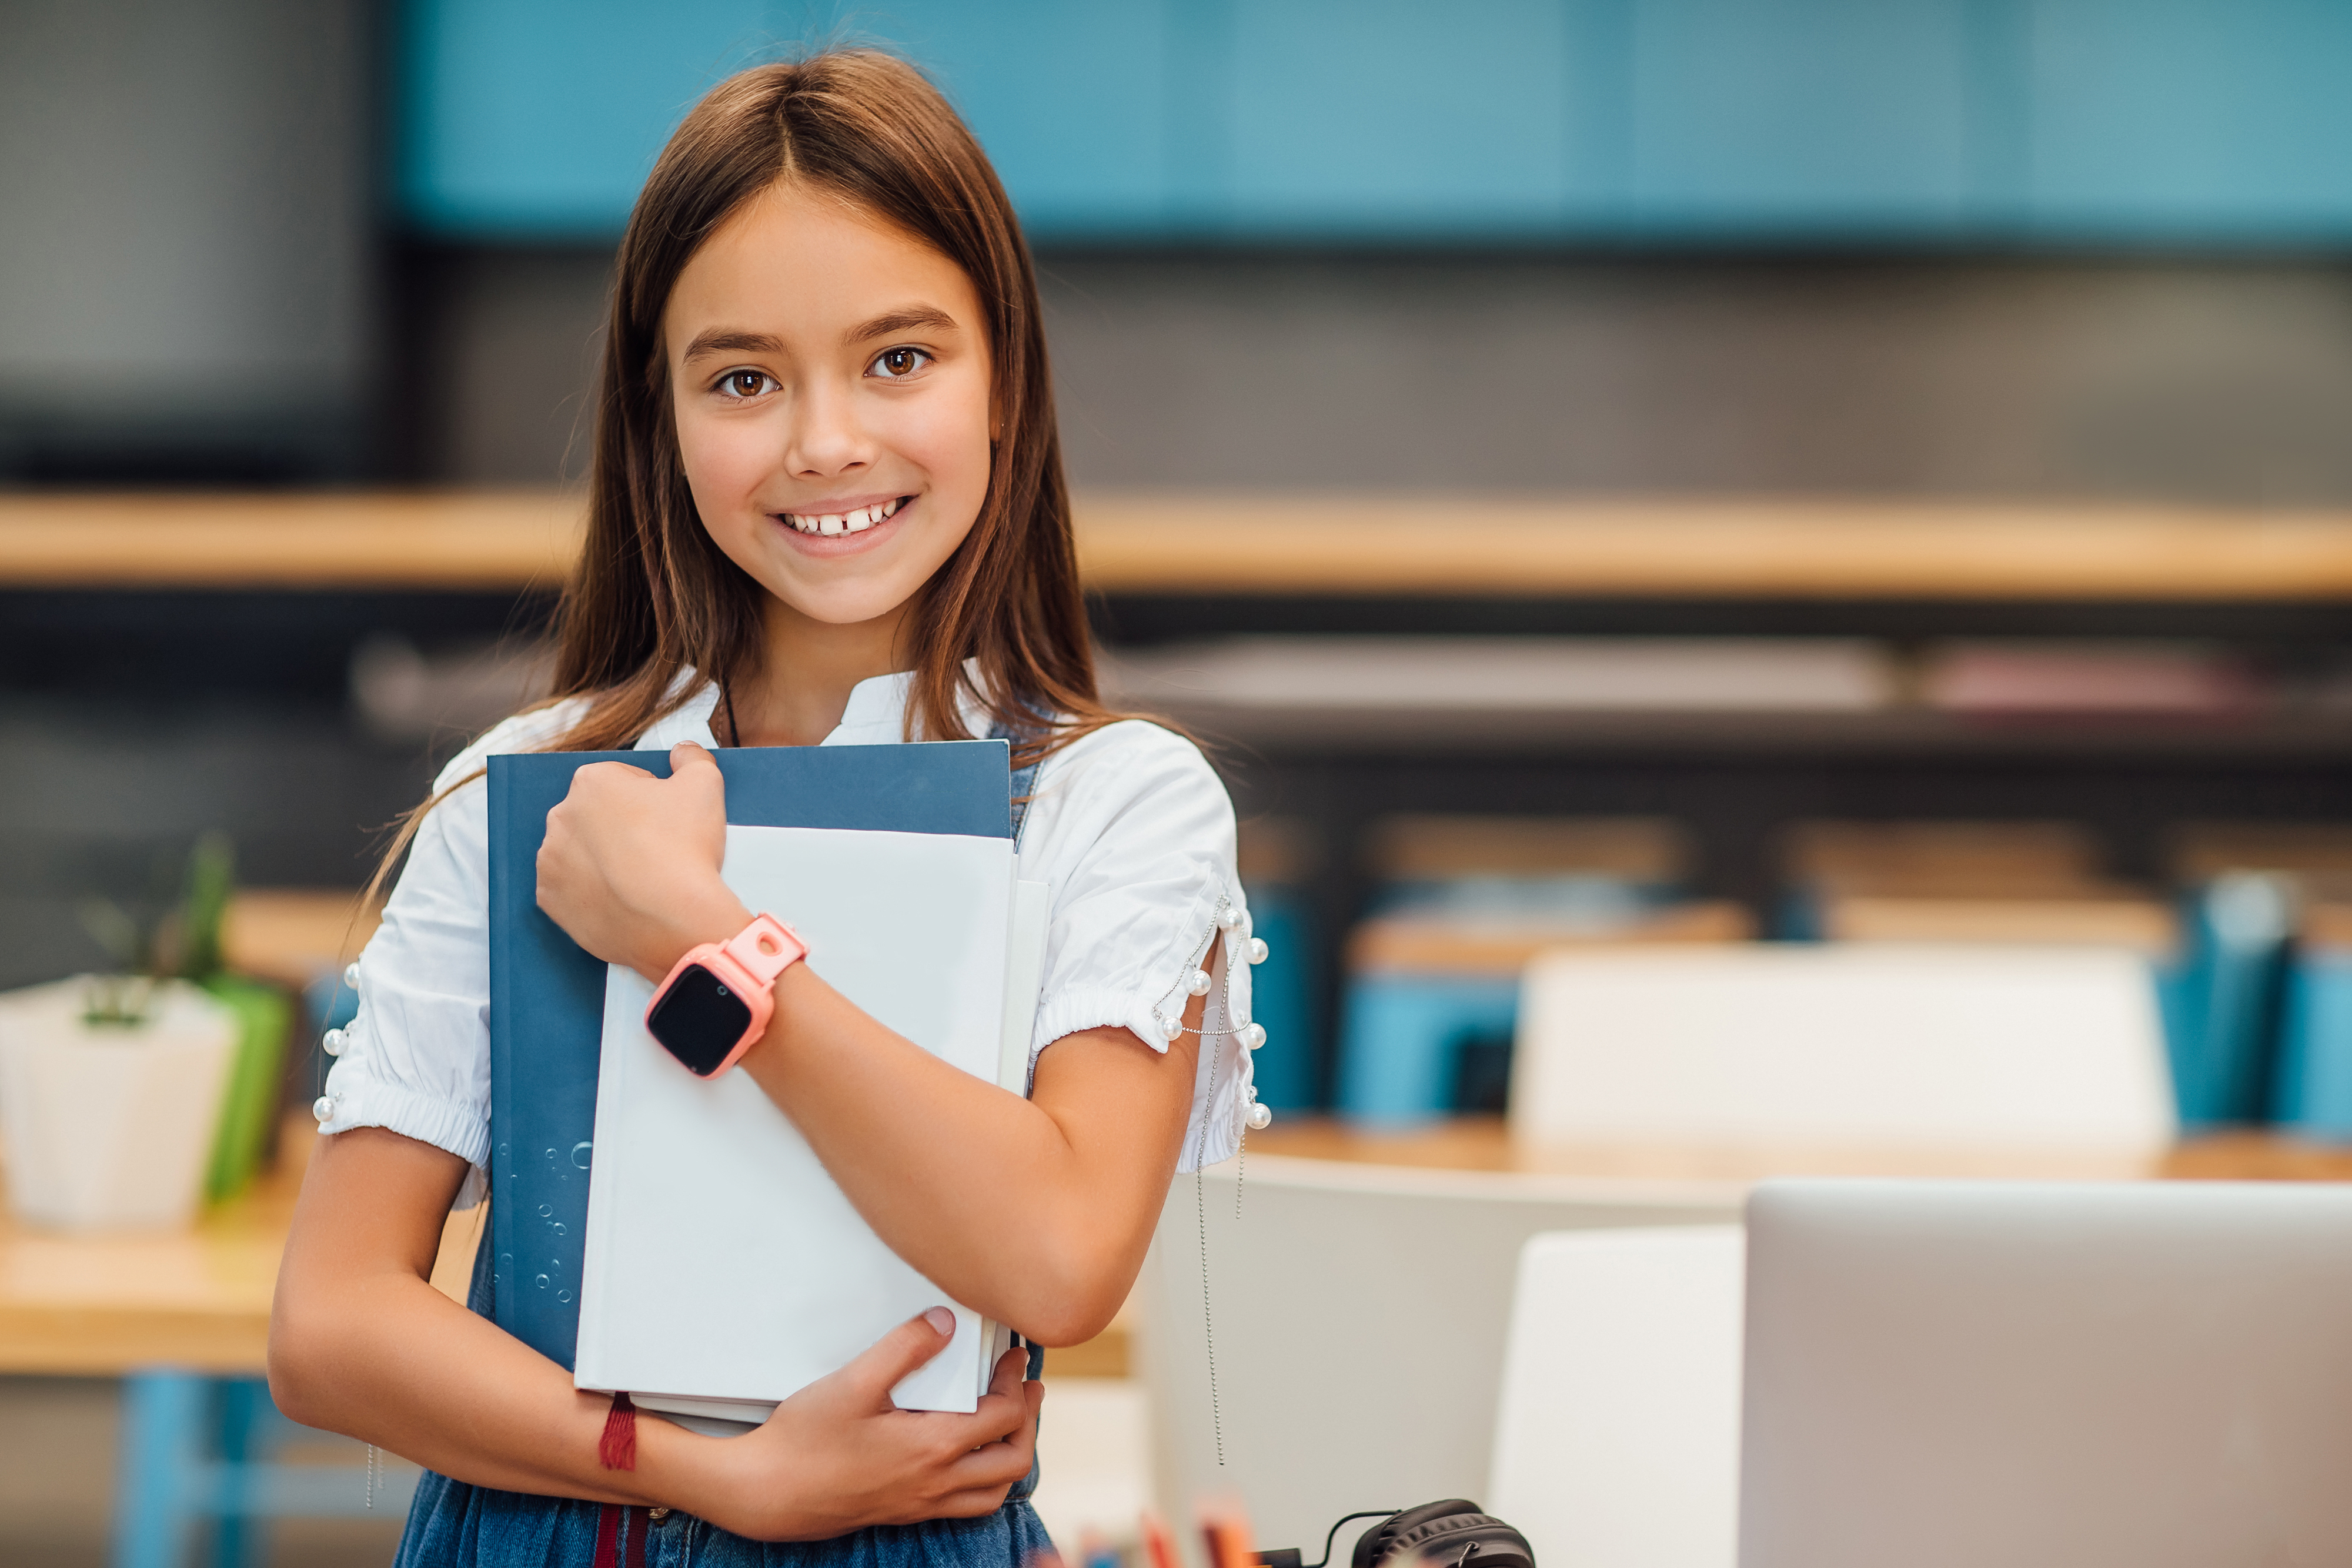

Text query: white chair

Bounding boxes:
[1489,1227,1746,1568]
[1137,1157,1739,1556]
[1512,946,2176,1155]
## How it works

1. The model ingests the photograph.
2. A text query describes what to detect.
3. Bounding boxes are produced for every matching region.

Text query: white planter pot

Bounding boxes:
[0,977,239,1231]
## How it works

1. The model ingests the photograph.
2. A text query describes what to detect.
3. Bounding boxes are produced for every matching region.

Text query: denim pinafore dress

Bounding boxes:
[392,1238,1050,1567]
[395,735,1053,1567]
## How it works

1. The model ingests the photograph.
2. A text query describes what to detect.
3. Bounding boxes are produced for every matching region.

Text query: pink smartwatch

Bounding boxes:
[643,913,807,1077]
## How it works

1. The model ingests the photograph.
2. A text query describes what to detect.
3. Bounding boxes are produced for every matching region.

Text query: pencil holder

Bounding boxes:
[0,977,239,1230]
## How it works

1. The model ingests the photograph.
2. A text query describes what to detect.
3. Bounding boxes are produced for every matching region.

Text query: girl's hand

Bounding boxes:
[690,1308,1044,1540]
[537,742,750,981]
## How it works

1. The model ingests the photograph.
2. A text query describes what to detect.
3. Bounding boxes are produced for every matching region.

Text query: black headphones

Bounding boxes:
[1259,1502,1535,1568]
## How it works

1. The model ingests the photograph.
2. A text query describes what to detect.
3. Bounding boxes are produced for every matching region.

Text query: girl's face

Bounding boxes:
[663,179,994,633]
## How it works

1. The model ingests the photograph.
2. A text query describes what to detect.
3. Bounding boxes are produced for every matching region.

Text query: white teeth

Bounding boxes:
[783,498,901,535]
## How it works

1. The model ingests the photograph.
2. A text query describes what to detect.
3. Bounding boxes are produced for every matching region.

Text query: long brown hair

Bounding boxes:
[552,47,1112,755]
[366,49,1123,903]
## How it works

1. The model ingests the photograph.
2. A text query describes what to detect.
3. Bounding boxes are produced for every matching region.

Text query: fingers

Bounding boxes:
[956,1385,1031,1447]
[987,1346,1027,1400]
[939,1360,1040,1457]
[938,1403,1038,1491]
[838,1307,960,1404]
[667,743,727,820]
[570,759,654,791]
[868,1357,1031,1462]
[670,741,721,780]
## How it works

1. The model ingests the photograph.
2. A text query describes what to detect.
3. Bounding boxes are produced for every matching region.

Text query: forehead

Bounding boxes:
[663,179,981,346]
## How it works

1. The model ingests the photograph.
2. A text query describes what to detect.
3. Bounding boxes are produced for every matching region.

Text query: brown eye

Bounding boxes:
[725,370,768,397]
[873,347,929,379]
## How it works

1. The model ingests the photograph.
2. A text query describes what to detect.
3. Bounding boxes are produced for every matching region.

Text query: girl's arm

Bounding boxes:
[269,1125,1041,1539]
[747,985,1204,1346]
[537,743,1213,1346]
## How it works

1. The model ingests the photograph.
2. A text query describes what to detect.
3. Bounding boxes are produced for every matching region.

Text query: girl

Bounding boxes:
[269,49,1262,1565]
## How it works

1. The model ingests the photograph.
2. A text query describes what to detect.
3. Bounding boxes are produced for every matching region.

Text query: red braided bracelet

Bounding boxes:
[599,1390,638,1471]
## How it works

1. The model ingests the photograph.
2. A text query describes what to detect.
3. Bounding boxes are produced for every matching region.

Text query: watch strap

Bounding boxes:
[720,912,806,990]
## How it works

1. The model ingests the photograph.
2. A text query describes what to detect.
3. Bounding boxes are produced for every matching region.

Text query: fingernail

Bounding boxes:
[924,1306,956,1336]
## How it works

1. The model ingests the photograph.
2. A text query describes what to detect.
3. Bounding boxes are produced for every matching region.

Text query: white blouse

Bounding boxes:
[318,670,1262,1206]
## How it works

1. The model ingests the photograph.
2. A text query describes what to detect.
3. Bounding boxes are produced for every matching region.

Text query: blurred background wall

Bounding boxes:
[7,11,2352,1557]
[0,0,376,483]
[9,0,2352,496]
[392,0,2352,499]
[5,0,2352,1015]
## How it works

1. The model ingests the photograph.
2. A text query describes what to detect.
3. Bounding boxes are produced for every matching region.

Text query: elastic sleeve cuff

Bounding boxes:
[1031,983,1172,1071]
[317,1060,491,1172]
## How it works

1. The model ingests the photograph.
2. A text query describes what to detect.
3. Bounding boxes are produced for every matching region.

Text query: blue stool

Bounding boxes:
[112,1371,412,1567]
[2161,874,2296,1127]
[1333,875,1673,1124]
[1335,972,1519,1124]
[2271,949,2352,1138]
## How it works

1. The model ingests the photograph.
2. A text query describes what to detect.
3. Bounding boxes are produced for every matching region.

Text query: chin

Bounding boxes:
[774,576,937,628]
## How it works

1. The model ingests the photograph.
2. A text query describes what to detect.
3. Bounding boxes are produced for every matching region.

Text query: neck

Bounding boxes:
[730,596,917,747]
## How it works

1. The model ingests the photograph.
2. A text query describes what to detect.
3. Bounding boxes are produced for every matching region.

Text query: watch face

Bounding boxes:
[646,962,753,1076]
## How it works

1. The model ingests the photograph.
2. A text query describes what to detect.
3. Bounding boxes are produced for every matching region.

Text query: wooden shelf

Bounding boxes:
[0,491,580,591]
[1078,494,2352,601]
[1107,701,2352,759]
[12,490,2352,600]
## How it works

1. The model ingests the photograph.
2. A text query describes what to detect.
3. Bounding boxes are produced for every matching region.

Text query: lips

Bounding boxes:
[778,496,904,537]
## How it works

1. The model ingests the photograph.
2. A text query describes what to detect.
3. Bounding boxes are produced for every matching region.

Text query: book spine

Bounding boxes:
[485,756,513,1331]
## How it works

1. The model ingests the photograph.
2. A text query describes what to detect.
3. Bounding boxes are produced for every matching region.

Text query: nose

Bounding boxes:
[782,376,874,479]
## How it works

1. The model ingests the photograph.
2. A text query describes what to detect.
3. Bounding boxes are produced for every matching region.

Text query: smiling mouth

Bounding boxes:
[779,496,907,537]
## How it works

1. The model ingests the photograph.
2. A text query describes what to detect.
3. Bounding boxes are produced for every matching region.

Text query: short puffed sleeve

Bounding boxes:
[1015,721,1261,1171]
[315,703,585,1204]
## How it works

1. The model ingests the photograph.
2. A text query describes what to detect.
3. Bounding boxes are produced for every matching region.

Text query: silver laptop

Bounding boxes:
[1740,1178,2352,1568]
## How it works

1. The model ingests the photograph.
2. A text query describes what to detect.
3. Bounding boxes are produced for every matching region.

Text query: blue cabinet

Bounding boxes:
[864,1,1180,236]
[1622,0,1990,235]
[396,0,2352,245]
[1224,0,1577,236]
[2024,0,2352,240]
[400,0,769,235]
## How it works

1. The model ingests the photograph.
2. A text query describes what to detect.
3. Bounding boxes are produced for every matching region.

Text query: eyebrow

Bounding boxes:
[680,329,784,363]
[846,306,958,345]
[678,307,962,365]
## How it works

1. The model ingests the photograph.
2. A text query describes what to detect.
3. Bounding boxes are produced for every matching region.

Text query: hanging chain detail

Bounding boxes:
[1177,895,1241,1466]
[1195,1165,1224,1466]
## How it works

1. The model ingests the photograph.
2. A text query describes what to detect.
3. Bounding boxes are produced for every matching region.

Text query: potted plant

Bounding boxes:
[0,834,289,1230]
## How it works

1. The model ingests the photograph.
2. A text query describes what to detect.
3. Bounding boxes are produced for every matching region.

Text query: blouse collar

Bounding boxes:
[632,663,987,751]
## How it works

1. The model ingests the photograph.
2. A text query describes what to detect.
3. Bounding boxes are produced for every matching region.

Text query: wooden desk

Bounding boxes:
[1244,1115,2352,1186]
[14,490,2352,600]
[19,1110,2317,1381]
[0,1117,1131,1380]
[0,1121,475,1376]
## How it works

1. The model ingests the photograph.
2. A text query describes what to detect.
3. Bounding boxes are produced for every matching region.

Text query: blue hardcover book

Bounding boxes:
[485,740,1014,1369]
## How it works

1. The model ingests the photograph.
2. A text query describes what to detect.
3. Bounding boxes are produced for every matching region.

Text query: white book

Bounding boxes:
[575,824,1047,1422]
